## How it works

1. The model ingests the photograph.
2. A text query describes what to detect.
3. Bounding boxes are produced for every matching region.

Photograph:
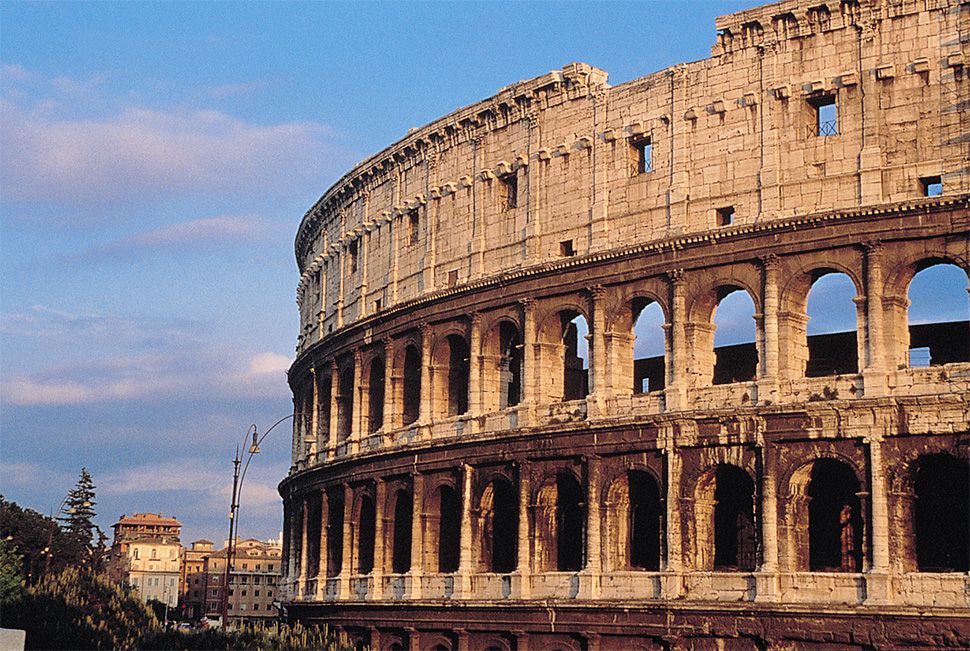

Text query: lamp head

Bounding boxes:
[249,427,261,455]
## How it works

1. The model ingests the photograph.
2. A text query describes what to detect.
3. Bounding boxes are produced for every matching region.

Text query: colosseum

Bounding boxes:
[279,0,969,648]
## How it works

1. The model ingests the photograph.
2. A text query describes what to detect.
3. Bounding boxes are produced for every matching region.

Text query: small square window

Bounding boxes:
[920,175,942,197]
[717,206,735,226]
[254,589,260,597]
[560,240,575,257]
[408,209,420,245]
[632,138,653,174]
[254,603,260,611]
[499,173,517,210]
[810,95,837,137]
[448,270,459,287]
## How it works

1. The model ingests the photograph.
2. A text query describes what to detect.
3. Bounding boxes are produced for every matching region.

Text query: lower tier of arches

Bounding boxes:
[286,601,970,650]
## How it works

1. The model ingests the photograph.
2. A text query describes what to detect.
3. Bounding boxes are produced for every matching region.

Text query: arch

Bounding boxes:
[401,344,421,426]
[806,459,863,571]
[367,357,385,433]
[432,333,469,418]
[478,475,518,573]
[913,454,969,571]
[390,488,413,574]
[326,486,344,577]
[712,286,759,385]
[305,490,322,578]
[905,262,969,367]
[355,493,376,575]
[536,306,590,403]
[694,464,756,570]
[632,299,666,394]
[337,364,354,443]
[482,319,523,411]
[805,272,859,377]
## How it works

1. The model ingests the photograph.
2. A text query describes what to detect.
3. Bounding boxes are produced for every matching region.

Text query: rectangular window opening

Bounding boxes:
[920,175,942,197]
[499,173,518,211]
[447,269,459,288]
[407,208,421,245]
[810,95,837,137]
[717,206,735,226]
[633,137,653,174]
[559,240,575,257]
[349,241,359,274]
[374,298,382,312]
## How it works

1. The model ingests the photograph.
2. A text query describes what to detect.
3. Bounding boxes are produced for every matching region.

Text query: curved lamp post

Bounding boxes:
[220,414,293,627]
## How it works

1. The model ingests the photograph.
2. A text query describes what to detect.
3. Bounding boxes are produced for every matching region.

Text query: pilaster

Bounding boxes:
[338,484,353,599]
[862,242,887,396]
[409,473,425,598]
[759,254,780,403]
[664,270,687,411]
[515,461,531,598]
[458,463,474,596]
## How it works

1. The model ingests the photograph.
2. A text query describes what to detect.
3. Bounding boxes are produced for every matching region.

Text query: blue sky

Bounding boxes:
[2,1,964,547]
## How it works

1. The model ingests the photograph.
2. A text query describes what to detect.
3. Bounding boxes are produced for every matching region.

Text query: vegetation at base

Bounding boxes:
[0,566,158,650]
[1,565,350,650]
[139,621,351,650]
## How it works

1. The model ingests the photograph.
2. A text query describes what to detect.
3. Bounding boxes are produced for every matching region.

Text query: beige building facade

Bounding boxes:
[180,539,214,620]
[280,0,969,648]
[203,538,283,625]
[107,513,182,609]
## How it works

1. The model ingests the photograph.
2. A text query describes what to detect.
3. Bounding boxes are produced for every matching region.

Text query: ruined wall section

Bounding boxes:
[294,0,965,352]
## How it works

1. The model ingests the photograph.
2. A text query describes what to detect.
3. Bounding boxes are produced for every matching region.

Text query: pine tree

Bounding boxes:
[59,468,98,549]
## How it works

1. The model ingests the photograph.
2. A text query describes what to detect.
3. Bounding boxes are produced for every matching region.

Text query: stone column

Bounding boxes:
[588,286,608,417]
[308,367,319,463]
[661,425,683,598]
[409,474,425,598]
[299,496,309,596]
[291,396,301,467]
[468,313,483,423]
[755,434,779,602]
[372,480,387,598]
[382,338,395,433]
[862,242,887,396]
[316,491,329,600]
[336,245,345,328]
[339,484,353,599]
[865,428,891,603]
[419,324,433,426]
[390,212,400,303]
[458,463,474,596]
[515,461,532,598]
[759,255,780,403]
[520,299,537,425]
[327,360,339,458]
[351,350,363,453]
[583,455,602,598]
[664,271,687,411]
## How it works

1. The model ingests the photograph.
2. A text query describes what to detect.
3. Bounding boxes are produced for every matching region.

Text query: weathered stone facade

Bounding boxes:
[280,0,969,648]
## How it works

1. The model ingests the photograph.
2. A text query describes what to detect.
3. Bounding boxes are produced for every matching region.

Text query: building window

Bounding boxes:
[559,240,575,257]
[253,576,260,585]
[632,137,653,174]
[348,241,358,274]
[254,589,260,597]
[407,209,420,245]
[920,175,942,197]
[228,589,234,596]
[448,269,459,288]
[254,604,260,611]
[242,590,247,597]
[717,206,735,226]
[810,94,837,136]
[499,172,517,211]
[268,564,274,571]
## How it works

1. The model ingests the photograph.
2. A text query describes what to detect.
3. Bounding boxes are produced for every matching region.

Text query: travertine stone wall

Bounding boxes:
[281,0,970,648]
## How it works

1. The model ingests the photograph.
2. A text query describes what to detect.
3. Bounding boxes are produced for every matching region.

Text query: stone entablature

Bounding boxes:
[294,0,966,353]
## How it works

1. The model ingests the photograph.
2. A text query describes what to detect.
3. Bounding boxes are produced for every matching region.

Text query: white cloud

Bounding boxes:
[247,352,291,376]
[83,214,266,260]
[0,461,72,490]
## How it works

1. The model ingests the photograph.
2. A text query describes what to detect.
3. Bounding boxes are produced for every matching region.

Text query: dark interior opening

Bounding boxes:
[402,345,421,425]
[557,472,585,571]
[629,470,662,570]
[438,486,461,573]
[447,334,469,416]
[562,313,589,401]
[357,495,376,575]
[337,365,354,443]
[499,322,522,408]
[306,491,322,578]
[368,359,384,433]
[326,488,344,577]
[915,454,969,571]
[808,459,862,571]
[392,489,413,574]
[713,464,756,570]
[490,479,518,573]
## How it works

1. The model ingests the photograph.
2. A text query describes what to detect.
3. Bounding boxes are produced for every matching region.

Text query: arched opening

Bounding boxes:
[306,491,322,578]
[713,465,756,570]
[437,485,461,573]
[391,488,413,574]
[629,470,662,570]
[367,358,385,433]
[497,322,522,408]
[563,313,589,401]
[337,365,354,443]
[914,454,969,571]
[712,287,758,385]
[479,477,517,573]
[805,272,858,377]
[557,472,585,571]
[633,300,666,394]
[807,459,862,571]
[318,374,332,449]
[326,487,344,577]
[357,495,376,575]
[446,334,469,416]
[907,263,969,367]
[402,345,421,425]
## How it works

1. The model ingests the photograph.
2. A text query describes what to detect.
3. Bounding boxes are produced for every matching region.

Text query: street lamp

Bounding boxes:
[220,414,293,628]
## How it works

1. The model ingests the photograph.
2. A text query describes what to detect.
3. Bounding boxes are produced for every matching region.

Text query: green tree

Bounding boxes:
[0,496,84,585]
[0,538,24,604]
[60,468,99,548]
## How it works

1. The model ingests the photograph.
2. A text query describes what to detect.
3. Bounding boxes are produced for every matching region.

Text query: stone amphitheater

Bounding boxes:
[279,0,969,648]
